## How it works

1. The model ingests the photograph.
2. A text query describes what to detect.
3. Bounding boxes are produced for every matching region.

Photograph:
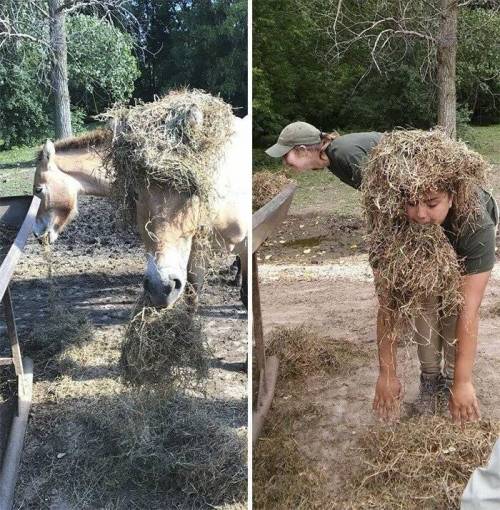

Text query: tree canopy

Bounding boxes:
[253,0,500,142]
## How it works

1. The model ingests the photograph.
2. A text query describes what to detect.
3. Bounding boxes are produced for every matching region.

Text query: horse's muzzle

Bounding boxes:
[143,275,183,308]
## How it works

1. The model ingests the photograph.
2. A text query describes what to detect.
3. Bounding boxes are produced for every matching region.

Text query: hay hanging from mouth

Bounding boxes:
[120,302,212,388]
[361,129,490,333]
[370,223,464,329]
[101,88,234,222]
[346,416,500,509]
[252,171,294,212]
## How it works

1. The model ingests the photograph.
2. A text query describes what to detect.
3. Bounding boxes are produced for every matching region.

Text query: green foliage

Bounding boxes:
[0,12,138,148]
[0,42,52,149]
[457,8,500,123]
[254,0,500,140]
[67,14,139,115]
[133,0,247,113]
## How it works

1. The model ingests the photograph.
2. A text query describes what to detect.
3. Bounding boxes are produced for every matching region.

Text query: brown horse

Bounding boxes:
[33,119,249,308]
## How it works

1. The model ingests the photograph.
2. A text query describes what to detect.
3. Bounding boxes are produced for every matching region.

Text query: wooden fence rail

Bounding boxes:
[0,195,40,510]
[252,183,297,444]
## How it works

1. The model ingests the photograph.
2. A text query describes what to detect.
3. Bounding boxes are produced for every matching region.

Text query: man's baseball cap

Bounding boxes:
[265,121,321,158]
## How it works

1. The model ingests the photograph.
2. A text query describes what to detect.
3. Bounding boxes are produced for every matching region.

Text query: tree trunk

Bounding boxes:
[436,0,458,139]
[49,0,72,140]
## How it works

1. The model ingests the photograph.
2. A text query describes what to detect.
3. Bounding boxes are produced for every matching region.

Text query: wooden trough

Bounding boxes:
[0,195,40,510]
[252,182,297,444]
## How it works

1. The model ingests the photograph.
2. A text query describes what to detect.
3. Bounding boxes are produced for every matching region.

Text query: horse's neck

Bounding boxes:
[55,149,111,197]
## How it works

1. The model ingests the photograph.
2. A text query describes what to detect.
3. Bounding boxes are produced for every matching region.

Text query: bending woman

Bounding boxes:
[266,123,497,426]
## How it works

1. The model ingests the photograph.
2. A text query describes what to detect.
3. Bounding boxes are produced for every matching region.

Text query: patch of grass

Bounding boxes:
[468,124,500,164]
[0,145,37,167]
[267,325,371,380]
[343,416,500,510]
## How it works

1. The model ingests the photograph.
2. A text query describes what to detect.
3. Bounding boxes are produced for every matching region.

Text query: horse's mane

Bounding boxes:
[37,128,112,160]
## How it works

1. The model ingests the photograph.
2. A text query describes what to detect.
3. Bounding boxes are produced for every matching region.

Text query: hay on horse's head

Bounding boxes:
[102,89,234,220]
[361,129,490,334]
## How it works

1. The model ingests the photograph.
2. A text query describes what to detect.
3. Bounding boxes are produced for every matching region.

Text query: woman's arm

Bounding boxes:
[449,271,491,426]
[373,305,402,421]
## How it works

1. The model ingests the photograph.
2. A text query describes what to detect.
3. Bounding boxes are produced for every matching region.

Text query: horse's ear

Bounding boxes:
[42,140,55,160]
[187,105,203,129]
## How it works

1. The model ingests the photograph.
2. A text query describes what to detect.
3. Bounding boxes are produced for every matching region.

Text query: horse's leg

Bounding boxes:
[186,235,206,312]
[239,251,248,309]
[230,255,242,287]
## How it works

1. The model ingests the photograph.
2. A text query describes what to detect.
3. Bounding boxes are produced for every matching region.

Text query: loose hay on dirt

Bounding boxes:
[17,390,246,509]
[266,325,370,380]
[361,129,491,335]
[344,416,500,510]
[27,304,94,363]
[102,89,234,220]
[252,171,294,211]
[120,302,211,388]
[253,399,327,510]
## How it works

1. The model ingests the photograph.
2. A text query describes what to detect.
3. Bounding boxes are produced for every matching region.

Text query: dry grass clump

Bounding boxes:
[102,88,234,220]
[120,302,211,387]
[344,416,500,510]
[266,325,370,380]
[17,390,247,509]
[371,223,463,327]
[27,304,94,362]
[252,171,293,211]
[0,223,17,261]
[253,399,327,510]
[361,129,490,334]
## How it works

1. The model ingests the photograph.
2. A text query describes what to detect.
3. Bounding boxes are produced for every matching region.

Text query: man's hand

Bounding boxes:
[449,381,480,426]
[373,373,402,422]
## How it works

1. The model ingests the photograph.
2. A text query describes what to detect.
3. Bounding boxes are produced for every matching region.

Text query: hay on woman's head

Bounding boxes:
[362,129,490,233]
[361,129,491,332]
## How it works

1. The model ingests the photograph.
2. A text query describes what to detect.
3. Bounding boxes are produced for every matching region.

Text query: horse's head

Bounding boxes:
[33,140,79,244]
[137,184,201,308]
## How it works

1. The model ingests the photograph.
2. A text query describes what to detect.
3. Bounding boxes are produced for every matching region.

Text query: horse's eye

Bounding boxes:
[35,186,44,194]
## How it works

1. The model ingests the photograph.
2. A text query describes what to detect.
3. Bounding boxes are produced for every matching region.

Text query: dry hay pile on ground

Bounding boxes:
[344,416,500,509]
[252,171,293,211]
[120,301,211,388]
[254,326,372,509]
[361,129,490,332]
[102,89,234,221]
[266,325,370,380]
[18,388,246,509]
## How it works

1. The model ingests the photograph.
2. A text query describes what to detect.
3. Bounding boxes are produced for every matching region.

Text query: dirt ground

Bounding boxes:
[257,195,500,507]
[0,195,247,509]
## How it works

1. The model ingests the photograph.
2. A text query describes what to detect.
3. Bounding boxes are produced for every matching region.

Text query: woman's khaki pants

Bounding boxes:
[413,297,457,381]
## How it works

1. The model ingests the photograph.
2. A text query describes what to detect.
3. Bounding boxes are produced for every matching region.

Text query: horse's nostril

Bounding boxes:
[173,278,182,290]
[143,277,152,293]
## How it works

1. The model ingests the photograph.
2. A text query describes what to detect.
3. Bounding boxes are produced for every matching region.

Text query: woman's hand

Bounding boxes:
[449,381,480,426]
[373,373,402,422]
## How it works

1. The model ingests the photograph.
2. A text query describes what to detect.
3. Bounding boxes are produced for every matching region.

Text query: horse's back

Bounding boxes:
[211,115,250,246]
